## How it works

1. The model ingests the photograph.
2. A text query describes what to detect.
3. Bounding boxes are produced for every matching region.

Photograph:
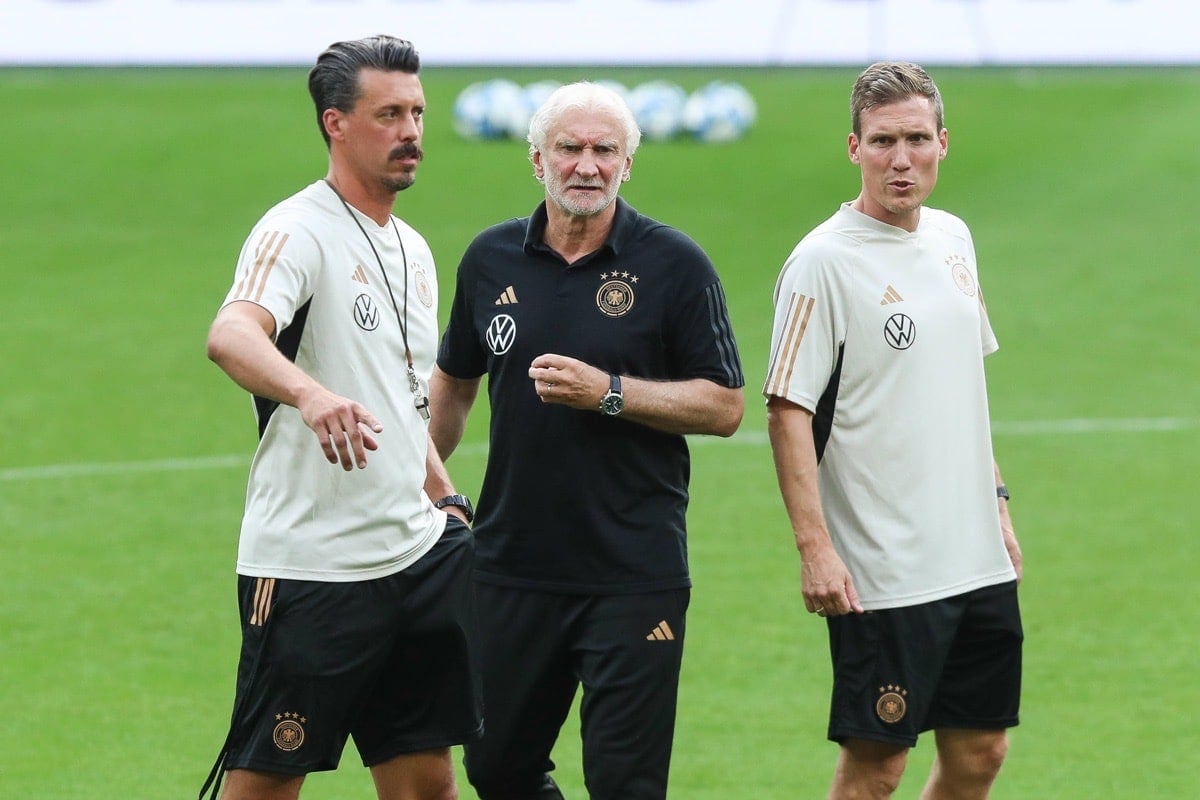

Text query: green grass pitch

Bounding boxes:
[1,64,1198,798]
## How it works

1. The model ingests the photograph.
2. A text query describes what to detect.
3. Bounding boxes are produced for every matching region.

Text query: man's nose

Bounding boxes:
[575,151,601,175]
[398,116,420,141]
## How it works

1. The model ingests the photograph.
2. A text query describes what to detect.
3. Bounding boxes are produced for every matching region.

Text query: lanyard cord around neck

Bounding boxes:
[324,179,412,361]
[323,179,430,417]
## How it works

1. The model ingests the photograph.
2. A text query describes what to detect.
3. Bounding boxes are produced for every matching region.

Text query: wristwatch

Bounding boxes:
[435,494,475,523]
[598,373,624,416]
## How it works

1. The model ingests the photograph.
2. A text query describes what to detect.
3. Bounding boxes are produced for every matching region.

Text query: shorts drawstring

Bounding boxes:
[198,593,278,800]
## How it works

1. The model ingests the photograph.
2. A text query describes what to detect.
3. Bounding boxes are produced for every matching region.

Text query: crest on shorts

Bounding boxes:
[596,271,638,318]
[947,254,976,297]
[876,685,908,724]
[273,712,307,752]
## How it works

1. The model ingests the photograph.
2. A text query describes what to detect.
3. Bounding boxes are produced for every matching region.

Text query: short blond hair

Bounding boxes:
[850,61,944,136]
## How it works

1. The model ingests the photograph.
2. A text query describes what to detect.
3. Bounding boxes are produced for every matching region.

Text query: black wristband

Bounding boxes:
[996,484,1010,501]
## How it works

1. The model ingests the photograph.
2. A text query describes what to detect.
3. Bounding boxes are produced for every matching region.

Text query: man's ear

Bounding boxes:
[322,108,345,142]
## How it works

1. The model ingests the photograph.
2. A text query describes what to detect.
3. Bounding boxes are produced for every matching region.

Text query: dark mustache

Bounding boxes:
[390,144,424,161]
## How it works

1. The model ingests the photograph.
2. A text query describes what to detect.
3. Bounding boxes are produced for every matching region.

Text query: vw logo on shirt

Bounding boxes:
[354,293,380,331]
[884,313,916,350]
[486,314,516,355]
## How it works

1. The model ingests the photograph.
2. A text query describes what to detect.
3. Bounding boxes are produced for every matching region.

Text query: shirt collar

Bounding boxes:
[523,197,638,260]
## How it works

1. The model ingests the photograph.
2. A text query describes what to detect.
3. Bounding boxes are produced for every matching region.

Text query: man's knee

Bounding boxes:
[952,731,1009,781]
[978,732,1009,777]
[369,748,459,800]
[219,768,304,800]
[932,729,1009,788]
[832,738,909,797]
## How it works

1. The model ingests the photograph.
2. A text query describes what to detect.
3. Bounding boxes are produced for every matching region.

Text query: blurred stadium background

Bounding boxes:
[2,1,1198,797]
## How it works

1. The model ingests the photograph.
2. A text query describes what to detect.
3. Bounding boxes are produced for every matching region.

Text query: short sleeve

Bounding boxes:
[762,239,843,411]
[662,234,744,388]
[436,244,487,379]
[222,220,320,339]
[969,233,999,357]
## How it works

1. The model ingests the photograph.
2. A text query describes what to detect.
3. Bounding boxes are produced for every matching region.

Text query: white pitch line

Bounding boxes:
[701,416,1200,446]
[991,417,1198,435]
[0,454,248,482]
[1,417,1196,483]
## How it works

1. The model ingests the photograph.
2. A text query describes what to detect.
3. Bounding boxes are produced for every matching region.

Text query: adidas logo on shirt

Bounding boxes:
[495,286,518,305]
[880,285,903,305]
[352,265,369,285]
[646,620,675,641]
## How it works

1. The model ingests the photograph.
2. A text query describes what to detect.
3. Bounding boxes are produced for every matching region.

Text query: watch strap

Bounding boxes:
[435,493,474,522]
[599,373,624,415]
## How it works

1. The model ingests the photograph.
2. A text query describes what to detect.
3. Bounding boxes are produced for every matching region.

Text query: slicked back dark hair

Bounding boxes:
[850,61,944,137]
[307,35,421,148]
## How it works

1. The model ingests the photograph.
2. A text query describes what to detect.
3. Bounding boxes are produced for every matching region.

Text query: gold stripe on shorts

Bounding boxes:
[248,577,276,627]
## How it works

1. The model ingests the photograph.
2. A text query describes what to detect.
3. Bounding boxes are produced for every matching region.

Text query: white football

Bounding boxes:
[510,80,563,140]
[683,81,758,143]
[627,80,688,141]
[452,78,526,140]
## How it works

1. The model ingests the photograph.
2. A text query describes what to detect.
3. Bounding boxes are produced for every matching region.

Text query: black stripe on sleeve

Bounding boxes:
[704,282,745,387]
[253,297,312,440]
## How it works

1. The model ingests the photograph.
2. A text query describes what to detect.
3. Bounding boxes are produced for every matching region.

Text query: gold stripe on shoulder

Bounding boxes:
[234,231,289,302]
[252,236,288,302]
[765,292,814,397]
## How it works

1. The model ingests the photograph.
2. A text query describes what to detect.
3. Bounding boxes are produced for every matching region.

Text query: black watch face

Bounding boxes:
[602,393,624,415]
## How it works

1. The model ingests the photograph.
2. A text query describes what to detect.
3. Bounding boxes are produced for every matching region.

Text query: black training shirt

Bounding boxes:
[438,198,744,593]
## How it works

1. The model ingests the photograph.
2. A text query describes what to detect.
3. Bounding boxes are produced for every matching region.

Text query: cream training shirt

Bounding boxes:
[764,203,1016,609]
[222,180,446,581]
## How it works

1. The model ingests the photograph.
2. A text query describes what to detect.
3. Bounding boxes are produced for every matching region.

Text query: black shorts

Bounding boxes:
[223,518,482,775]
[464,584,689,800]
[826,580,1022,747]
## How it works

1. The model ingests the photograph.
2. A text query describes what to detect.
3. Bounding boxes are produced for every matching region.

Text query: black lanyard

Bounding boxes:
[324,179,430,419]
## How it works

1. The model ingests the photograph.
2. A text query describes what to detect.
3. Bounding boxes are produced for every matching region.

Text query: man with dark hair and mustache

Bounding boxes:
[201,35,481,800]
[430,81,745,800]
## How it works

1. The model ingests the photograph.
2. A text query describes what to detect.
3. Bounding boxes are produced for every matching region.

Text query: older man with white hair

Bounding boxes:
[429,81,745,800]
